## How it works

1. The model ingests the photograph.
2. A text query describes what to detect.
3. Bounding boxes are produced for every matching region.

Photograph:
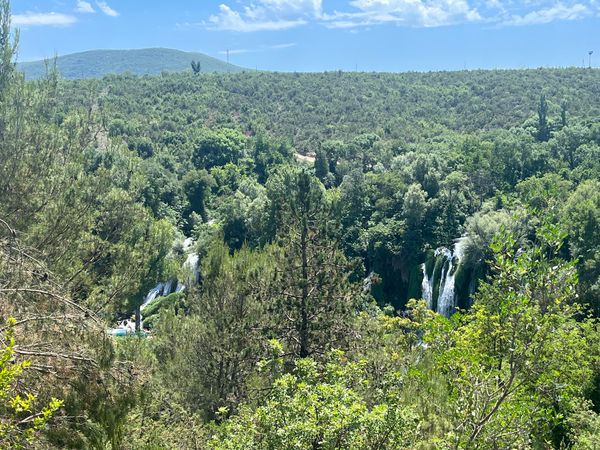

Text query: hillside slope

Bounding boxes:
[18,48,243,79]
[61,68,600,151]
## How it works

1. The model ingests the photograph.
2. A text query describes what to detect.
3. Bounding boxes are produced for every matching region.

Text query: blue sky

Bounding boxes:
[11,0,600,71]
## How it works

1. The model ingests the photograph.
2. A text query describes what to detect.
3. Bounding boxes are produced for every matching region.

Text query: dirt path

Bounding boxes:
[294,152,316,163]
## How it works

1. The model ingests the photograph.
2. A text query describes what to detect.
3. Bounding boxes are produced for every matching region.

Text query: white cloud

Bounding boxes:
[12,12,77,27]
[76,1,95,13]
[219,47,254,55]
[270,42,297,49]
[502,2,592,26]
[209,0,320,31]
[206,0,600,31]
[218,42,297,54]
[209,4,306,31]
[324,0,482,28]
[256,0,322,17]
[96,1,119,17]
[321,9,403,28]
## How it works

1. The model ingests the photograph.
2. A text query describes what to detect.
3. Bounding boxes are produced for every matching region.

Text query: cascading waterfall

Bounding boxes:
[175,253,199,293]
[163,279,174,296]
[141,282,165,311]
[182,237,194,252]
[437,248,456,317]
[138,279,180,326]
[109,239,200,335]
[143,243,199,309]
[421,265,434,310]
[421,237,467,317]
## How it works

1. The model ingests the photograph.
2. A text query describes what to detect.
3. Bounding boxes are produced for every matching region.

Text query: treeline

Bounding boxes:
[61,67,600,152]
[1,0,600,446]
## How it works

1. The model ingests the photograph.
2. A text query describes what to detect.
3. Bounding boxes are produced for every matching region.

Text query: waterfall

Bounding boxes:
[141,282,165,311]
[436,248,456,317]
[422,237,467,317]
[182,237,194,251]
[184,253,199,282]
[421,264,434,310]
[363,271,375,293]
[109,239,200,335]
[140,279,176,313]
[175,252,199,293]
[163,279,174,297]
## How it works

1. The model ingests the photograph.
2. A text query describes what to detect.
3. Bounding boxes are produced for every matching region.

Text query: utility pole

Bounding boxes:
[589,51,594,69]
[226,48,230,73]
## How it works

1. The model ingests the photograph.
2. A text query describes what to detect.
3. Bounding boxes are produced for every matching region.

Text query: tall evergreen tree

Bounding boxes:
[561,100,569,128]
[314,148,329,182]
[0,0,16,97]
[269,169,356,358]
[0,0,17,137]
[537,94,550,142]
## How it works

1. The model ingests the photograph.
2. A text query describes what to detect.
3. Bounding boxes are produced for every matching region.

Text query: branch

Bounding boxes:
[0,315,80,332]
[0,217,16,236]
[0,288,100,324]
[13,348,98,366]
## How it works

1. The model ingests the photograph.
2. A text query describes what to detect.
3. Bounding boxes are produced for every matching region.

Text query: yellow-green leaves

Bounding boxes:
[0,318,63,449]
[210,351,418,450]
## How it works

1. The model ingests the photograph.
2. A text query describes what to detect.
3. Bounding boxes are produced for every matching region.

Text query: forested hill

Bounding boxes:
[17,48,243,79]
[66,68,600,152]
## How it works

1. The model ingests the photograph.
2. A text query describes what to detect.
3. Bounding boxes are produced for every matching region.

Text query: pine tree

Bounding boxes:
[537,94,550,142]
[314,148,329,182]
[191,60,201,74]
[561,100,568,128]
[0,0,16,94]
[269,169,356,358]
[0,0,17,135]
[153,240,273,418]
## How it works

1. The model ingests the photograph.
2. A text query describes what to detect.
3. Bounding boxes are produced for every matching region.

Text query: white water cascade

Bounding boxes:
[421,265,434,310]
[175,252,199,293]
[140,279,176,311]
[109,239,200,335]
[421,237,467,317]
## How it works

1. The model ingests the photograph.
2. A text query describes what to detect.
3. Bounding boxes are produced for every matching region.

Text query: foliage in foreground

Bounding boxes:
[204,232,600,449]
[0,319,62,449]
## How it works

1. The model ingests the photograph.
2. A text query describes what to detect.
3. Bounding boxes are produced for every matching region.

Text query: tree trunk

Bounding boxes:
[299,218,310,358]
[135,304,141,332]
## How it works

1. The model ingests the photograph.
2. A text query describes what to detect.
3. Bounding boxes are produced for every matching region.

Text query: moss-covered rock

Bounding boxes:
[454,263,472,310]
[407,264,423,301]
[142,292,185,329]
[424,249,435,277]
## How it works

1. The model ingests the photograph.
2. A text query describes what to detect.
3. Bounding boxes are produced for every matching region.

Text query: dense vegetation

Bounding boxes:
[18,48,242,80]
[1,0,600,447]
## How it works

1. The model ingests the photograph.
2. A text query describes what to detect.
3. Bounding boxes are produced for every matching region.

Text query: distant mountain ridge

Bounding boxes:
[18,48,243,80]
